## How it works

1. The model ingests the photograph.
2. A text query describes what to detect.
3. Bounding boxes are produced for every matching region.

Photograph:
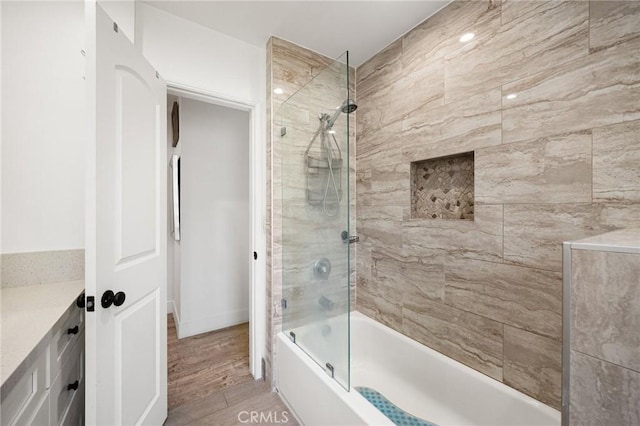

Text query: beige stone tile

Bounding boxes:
[356,169,372,208]
[370,162,410,207]
[402,89,501,162]
[356,275,403,331]
[401,252,445,303]
[446,1,588,102]
[357,64,432,137]
[358,206,403,249]
[503,203,640,271]
[356,120,403,170]
[570,350,640,425]
[403,204,503,263]
[502,40,640,144]
[396,58,445,115]
[445,258,562,340]
[402,298,504,381]
[368,246,445,305]
[476,131,592,204]
[503,326,562,410]
[402,1,501,75]
[571,250,640,372]
[271,37,333,101]
[593,120,640,202]
[357,39,403,92]
[590,1,640,52]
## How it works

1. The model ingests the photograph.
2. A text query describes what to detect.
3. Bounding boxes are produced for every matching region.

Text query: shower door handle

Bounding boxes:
[341,231,359,244]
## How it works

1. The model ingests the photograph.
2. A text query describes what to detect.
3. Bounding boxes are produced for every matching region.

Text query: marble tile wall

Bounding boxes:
[568,231,640,425]
[1,249,85,288]
[356,0,640,409]
[266,37,356,386]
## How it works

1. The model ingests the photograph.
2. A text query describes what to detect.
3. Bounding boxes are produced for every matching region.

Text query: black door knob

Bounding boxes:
[101,290,115,308]
[76,292,85,308]
[67,380,79,391]
[114,291,126,307]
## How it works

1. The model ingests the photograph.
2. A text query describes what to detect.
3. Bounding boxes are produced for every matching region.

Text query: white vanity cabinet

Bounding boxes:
[1,282,85,426]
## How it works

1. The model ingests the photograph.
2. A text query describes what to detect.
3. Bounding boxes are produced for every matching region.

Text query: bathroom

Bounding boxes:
[1,1,638,425]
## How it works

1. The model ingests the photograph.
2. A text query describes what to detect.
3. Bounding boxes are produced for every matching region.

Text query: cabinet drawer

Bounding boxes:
[0,347,48,426]
[50,333,84,426]
[13,392,49,426]
[61,383,83,426]
[50,304,83,385]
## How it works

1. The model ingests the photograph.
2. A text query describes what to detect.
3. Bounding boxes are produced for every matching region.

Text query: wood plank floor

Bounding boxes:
[165,379,297,426]
[166,315,297,425]
[168,314,254,409]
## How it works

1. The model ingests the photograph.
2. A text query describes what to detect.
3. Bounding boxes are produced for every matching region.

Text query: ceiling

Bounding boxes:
[141,1,449,67]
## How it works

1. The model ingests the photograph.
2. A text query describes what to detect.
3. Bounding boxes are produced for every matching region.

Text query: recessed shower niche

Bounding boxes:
[411,152,474,220]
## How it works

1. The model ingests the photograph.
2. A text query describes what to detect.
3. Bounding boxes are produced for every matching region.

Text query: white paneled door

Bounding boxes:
[85,3,167,425]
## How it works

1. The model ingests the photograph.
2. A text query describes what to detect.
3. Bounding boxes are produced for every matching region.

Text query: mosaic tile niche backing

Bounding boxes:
[411,152,474,220]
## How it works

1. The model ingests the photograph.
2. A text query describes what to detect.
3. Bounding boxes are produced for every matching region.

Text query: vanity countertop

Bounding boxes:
[1,280,85,386]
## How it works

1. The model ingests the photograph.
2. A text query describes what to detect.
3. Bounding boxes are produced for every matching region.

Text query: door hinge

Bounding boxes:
[280,127,286,137]
[253,251,258,260]
[86,296,95,312]
[281,299,287,310]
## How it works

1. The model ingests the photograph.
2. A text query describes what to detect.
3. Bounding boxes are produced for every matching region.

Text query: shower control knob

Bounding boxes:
[313,258,332,280]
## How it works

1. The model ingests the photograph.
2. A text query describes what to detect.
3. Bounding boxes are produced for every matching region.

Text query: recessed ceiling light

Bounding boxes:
[459,32,475,43]
[273,88,283,95]
[506,93,517,100]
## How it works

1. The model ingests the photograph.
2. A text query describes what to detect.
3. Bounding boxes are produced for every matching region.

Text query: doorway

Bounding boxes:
[165,91,255,411]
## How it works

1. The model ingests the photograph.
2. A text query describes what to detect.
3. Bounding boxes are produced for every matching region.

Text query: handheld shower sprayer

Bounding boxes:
[327,99,358,129]
[303,98,357,217]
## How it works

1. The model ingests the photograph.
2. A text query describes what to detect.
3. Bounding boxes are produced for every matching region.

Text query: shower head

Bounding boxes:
[327,99,357,129]
[340,99,358,114]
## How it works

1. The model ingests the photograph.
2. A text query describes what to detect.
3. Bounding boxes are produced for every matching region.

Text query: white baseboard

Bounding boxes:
[178,308,249,339]
[167,300,182,337]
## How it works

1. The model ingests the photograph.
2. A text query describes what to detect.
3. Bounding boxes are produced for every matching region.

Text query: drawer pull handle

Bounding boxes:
[67,326,79,335]
[67,380,79,391]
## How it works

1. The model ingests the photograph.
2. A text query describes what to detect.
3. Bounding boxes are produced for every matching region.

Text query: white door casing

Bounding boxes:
[85,3,167,425]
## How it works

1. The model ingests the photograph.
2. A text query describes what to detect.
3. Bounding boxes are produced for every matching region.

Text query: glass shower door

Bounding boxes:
[280,52,351,390]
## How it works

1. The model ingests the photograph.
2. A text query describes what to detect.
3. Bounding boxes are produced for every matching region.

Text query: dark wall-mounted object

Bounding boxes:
[171,101,180,147]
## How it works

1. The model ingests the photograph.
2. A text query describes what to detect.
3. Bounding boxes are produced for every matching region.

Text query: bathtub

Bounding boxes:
[277,311,560,426]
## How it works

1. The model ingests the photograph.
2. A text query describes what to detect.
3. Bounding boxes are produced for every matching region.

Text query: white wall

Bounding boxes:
[166,94,181,315]
[138,3,266,333]
[137,3,265,105]
[179,98,250,337]
[1,1,85,253]
[100,0,135,44]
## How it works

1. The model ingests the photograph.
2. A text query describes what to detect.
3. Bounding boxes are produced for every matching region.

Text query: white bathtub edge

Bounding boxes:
[276,332,392,426]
